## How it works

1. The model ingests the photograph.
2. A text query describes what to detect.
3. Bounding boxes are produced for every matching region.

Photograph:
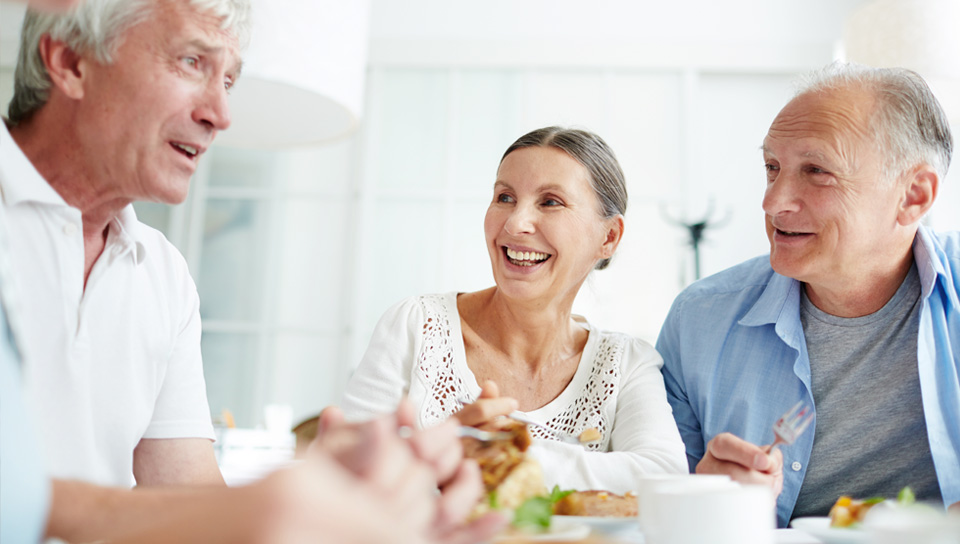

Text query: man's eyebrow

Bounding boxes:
[801,150,828,162]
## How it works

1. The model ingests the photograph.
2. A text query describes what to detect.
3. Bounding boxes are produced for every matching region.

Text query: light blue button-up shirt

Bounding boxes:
[657,225,960,527]
[0,215,50,543]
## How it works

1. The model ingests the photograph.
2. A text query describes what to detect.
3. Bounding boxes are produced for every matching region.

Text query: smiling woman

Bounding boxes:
[340,126,688,495]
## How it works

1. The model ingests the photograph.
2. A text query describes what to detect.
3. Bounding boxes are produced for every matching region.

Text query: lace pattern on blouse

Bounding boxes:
[416,294,467,426]
[415,294,624,451]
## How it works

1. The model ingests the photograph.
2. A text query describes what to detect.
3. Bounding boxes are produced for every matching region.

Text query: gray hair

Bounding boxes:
[8,0,252,124]
[796,62,953,181]
[501,126,628,271]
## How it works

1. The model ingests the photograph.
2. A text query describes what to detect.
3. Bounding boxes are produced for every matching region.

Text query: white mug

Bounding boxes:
[644,483,775,544]
[637,473,733,534]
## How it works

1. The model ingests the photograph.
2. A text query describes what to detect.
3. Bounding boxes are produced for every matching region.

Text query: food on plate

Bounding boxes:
[461,420,546,511]
[828,495,884,527]
[553,490,638,517]
[462,421,582,533]
[828,487,916,528]
[578,427,601,444]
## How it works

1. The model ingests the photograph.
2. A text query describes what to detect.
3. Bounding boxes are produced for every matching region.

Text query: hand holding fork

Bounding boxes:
[695,399,814,497]
[455,381,600,446]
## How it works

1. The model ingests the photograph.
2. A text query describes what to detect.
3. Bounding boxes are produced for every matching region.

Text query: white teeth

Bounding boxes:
[175,143,198,156]
[506,248,549,262]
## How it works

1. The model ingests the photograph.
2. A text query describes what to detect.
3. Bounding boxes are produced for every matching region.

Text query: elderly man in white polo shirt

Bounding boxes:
[0,0,248,487]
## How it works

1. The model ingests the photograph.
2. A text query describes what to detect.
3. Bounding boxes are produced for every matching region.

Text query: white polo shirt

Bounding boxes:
[0,123,215,487]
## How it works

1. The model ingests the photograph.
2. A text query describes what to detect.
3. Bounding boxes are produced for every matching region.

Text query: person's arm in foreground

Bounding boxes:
[316,401,506,544]
[48,402,502,544]
[49,459,406,544]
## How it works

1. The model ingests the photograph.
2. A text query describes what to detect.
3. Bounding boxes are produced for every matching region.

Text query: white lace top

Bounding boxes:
[340,292,687,493]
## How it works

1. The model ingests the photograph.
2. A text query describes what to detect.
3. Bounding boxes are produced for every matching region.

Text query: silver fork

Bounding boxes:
[771,400,814,450]
[456,396,588,445]
[398,425,512,443]
[457,426,514,442]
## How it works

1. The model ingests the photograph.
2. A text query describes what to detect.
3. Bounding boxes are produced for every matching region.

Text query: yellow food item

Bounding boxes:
[829,495,882,527]
[578,427,601,444]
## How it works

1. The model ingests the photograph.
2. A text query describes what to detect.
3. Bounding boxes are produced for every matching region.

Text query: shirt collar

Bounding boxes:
[108,204,147,265]
[2,122,146,265]
[913,224,944,300]
[0,121,67,208]
[739,270,801,327]
[738,264,805,352]
[739,226,943,328]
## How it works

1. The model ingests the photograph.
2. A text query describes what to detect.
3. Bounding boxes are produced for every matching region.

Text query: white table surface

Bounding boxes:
[602,528,821,543]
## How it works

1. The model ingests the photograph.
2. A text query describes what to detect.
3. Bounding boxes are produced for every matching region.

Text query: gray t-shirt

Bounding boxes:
[792,263,942,519]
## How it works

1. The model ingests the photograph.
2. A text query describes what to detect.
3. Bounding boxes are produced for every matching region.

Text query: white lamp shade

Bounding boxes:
[215,0,371,149]
[843,0,960,122]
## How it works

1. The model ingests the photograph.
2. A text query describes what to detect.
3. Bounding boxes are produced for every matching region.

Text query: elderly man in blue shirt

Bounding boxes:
[657,62,960,528]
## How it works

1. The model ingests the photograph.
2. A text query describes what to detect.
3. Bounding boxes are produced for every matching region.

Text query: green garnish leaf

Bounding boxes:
[488,490,499,509]
[897,486,915,505]
[510,487,576,531]
[548,485,575,503]
[863,497,886,505]
[512,497,554,531]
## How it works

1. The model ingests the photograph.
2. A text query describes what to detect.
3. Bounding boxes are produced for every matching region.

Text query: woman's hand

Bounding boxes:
[453,380,518,428]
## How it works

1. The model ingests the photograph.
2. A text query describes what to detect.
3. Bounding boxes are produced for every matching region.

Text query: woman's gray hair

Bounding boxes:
[501,126,628,271]
[8,0,252,125]
[797,62,953,181]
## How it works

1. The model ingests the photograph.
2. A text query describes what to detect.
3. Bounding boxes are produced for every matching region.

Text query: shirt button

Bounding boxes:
[791,461,802,471]
[63,223,78,236]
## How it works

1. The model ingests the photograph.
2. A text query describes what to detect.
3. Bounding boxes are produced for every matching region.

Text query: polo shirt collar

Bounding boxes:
[109,205,147,265]
[2,122,147,265]
[0,121,66,208]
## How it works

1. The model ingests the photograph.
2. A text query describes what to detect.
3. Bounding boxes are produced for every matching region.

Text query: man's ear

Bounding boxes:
[37,34,86,100]
[600,214,625,259]
[898,164,939,226]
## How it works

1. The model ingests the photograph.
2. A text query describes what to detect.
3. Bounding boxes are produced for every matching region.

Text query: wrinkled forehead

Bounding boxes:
[764,87,879,152]
[157,0,243,69]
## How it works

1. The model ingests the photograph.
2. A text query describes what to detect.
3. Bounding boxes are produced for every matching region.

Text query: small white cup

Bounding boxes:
[644,482,774,544]
[264,403,294,434]
[637,473,733,534]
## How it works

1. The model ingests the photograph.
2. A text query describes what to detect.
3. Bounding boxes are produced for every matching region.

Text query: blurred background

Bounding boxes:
[2,0,958,429]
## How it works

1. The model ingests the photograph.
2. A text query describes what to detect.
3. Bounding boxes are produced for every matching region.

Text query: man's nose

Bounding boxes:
[762,171,801,217]
[194,81,232,132]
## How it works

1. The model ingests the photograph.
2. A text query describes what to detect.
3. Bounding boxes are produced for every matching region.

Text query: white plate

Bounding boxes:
[553,515,638,534]
[493,518,591,542]
[790,517,868,544]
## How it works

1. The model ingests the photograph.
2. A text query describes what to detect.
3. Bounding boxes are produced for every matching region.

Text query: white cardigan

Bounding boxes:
[341,292,687,492]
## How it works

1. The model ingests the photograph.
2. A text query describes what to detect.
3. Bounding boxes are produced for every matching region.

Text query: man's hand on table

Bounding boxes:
[696,432,784,497]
